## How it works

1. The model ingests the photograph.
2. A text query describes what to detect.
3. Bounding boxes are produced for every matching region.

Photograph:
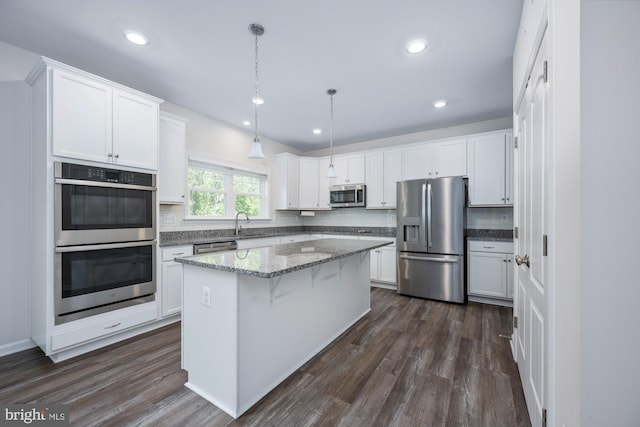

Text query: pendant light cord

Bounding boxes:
[254,30,260,142]
[329,89,336,165]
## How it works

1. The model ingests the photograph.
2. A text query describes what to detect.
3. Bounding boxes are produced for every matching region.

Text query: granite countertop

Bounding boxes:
[175,238,392,279]
[159,226,396,247]
[466,236,513,242]
[466,229,513,242]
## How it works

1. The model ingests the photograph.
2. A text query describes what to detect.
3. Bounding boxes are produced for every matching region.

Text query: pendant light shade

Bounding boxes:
[248,23,265,160]
[326,163,337,178]
[326,89,337,178]
[248,138,265,159]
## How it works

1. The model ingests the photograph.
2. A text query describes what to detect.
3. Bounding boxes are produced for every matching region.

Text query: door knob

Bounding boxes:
[515,254,530,267]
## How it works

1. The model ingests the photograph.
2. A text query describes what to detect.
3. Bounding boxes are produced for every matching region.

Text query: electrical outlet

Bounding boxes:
[202,286,211,307]
[163,214,176,224]
[501,215,508,222]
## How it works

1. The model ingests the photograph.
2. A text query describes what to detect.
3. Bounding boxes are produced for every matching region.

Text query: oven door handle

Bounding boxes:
[55,240,157,252]
[55,178,156,192]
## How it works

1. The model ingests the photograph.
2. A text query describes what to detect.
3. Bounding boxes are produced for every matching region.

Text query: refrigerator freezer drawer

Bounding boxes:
[397,253,465,303]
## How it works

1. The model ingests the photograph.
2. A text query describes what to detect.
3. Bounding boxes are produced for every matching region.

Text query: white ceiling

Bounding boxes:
[0,0,522,151]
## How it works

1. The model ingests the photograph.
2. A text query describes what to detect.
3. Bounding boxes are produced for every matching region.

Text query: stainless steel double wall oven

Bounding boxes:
[54,162,157,324]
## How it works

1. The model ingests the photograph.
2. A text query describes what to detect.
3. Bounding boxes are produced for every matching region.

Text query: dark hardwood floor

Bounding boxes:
[0,288,530,426]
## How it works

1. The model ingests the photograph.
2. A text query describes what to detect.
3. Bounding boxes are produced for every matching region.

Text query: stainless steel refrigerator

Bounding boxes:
[396,176,466,303]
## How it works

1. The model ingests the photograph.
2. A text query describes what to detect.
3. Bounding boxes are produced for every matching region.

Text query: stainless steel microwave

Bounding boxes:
[330,184,366,208]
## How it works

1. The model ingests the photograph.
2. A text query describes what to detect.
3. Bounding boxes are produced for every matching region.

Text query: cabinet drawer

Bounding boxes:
[51,303,157,351]
[468,240,513,253]
[162,245,193,261]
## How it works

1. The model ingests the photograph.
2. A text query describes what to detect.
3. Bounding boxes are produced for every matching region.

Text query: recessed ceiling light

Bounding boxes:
[433,100,448,108]
[312,128,322,135]
[242,120,251,126]
[406,39,428,54]
[123,29,150,46]
[252,96,264,105]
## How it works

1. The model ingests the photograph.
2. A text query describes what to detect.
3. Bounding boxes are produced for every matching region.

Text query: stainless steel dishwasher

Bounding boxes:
[193,240,237,255]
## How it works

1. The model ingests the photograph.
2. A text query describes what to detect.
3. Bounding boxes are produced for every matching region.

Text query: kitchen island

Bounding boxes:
[175,238,392,418]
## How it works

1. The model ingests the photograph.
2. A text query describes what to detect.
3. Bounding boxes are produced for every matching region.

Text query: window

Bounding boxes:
[187,156,268,219]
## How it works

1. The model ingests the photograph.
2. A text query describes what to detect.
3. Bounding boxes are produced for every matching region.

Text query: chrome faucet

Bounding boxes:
[235,212,250,236]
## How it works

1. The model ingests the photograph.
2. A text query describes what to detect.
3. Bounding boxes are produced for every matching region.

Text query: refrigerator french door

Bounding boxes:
[396,176,465,303]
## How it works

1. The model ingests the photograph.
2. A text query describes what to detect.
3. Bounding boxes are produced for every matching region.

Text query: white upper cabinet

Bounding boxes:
[52,69,112,164]
[299,157,321,209]
[41,59,162,171]
[158,112,188,204]
[402,139,467,180]
[434,139,467,178]
[467,131,513,206]
[317,157,333,209]
[402,145,431,180]
[366,149,401,208]
[112,89,159,170]
[333,153,365,185]
[273,153,300,209]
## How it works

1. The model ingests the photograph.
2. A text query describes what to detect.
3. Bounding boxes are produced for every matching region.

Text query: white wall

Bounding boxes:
[0,81,33,354]
[0,40,39,81]
[581,2,640,425]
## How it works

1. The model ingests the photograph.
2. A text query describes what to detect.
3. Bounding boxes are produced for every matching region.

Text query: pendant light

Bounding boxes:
[248,23,265,159]
[326,89,337,178]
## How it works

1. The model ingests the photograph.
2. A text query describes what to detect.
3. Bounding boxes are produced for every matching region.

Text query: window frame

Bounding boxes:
[185,154,270,221]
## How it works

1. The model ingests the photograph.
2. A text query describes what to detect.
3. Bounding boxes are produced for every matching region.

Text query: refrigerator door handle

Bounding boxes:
[399,254,459,263]
[421,183,427,247]
[427,183,433,248]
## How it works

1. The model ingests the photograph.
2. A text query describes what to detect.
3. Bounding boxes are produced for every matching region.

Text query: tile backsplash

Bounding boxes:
[465,206,513,230]
[159,204,303,232]
[160,204,513,232]
[301,208,397,228]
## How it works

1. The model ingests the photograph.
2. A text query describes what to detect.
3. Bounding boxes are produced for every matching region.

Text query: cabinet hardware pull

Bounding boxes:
[107,153,113,157]
[482,246,495,249]
[114,154,119,159]
[172,252,184,256]
[104,322,121,329]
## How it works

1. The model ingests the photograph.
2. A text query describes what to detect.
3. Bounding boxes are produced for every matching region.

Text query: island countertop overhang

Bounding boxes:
[174,238,393,279]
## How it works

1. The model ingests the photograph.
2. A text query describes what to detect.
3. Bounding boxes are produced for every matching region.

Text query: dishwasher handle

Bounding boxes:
[193,240,237,254]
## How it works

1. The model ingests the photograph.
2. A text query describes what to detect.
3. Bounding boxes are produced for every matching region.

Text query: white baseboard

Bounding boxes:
[0,338,37,357]
[468,295,514,307]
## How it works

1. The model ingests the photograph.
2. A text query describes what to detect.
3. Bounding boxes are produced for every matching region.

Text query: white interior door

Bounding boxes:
[514,31,549,427]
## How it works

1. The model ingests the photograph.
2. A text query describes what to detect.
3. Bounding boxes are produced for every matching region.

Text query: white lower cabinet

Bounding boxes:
[160,245,193,317]
[375,246,397,284]
[51,303,158,352]
[360,237,396,286]
[467,240,514,305]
